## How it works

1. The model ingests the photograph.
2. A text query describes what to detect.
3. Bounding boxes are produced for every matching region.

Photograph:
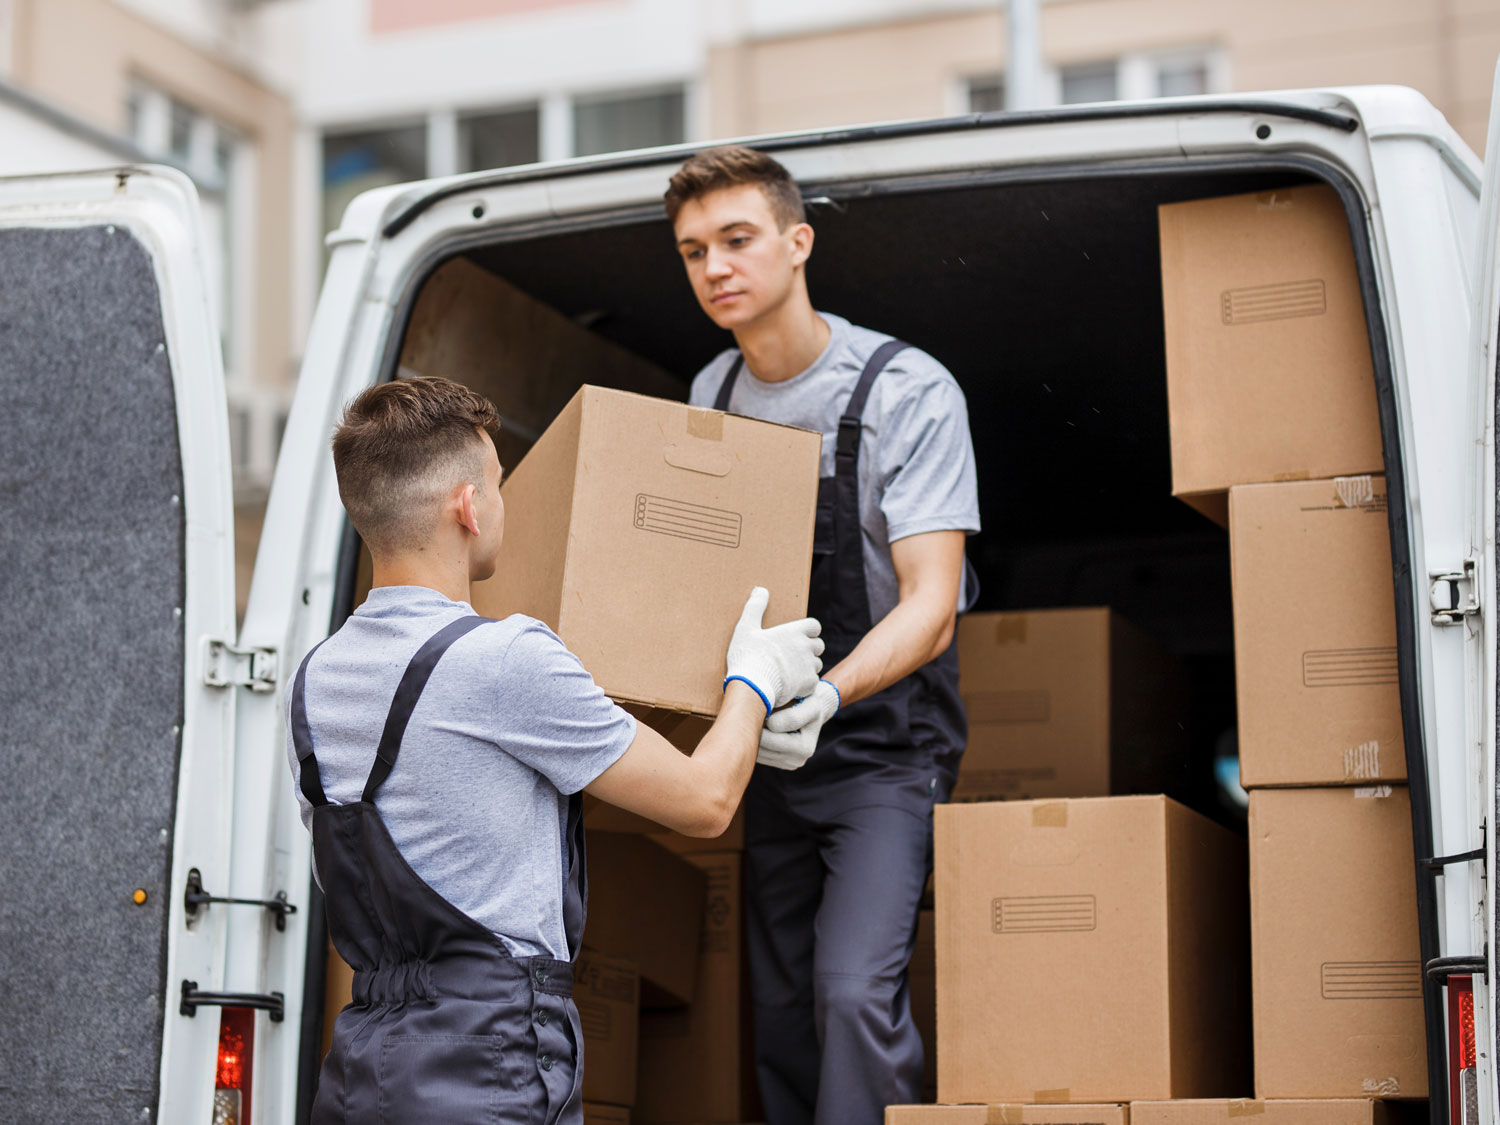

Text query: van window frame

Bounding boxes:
[312,148,1445,1123]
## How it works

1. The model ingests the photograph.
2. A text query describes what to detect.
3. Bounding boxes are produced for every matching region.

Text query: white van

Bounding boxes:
[1,72,1495,1125]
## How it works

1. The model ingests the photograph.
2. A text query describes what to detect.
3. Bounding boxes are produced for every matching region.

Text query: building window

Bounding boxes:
[967,75,1006,114]
[322,123,427,235]
[573,87,684,158]
[1156,57,1211,97]
[1059,61,1119,105]
[459,106,540,172]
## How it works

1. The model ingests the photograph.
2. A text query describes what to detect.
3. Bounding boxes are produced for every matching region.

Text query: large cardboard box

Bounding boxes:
[582,831,707,1007]
[1230,477,1404,787]
[885,1106,1128,1124]
[635,851,760,1123]
[908,909,937,1101]
[1131,1101,1399,1125]
[471,385,820,717]
[1249,788,1427,1098]
[935,797,1250,1103]
[574,951,639,1108]
[955,609,1186,800]
[1158,183,1382,521]
[584,1104,631,1125]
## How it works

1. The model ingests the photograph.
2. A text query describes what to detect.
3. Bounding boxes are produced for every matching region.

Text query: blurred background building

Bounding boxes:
[0,0,1494,611]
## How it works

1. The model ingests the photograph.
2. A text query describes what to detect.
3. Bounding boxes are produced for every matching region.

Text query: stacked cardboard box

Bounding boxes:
[886,1107,1127,1124]
[1160,185,1427,1107]
[954,608,1186,801]
[575,951,639,1111]
[1130,1101,1405,1124]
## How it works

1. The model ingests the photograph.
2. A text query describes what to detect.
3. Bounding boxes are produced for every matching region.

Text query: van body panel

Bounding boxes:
[253,88,1493,1125]
[0,166,238,1123]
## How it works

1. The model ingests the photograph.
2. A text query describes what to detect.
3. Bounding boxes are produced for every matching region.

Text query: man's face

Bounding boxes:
[673,183,810,331]
[469,430,506,581]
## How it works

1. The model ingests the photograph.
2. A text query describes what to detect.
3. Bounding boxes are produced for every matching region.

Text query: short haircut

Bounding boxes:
[331,375,499,553]
[664,145,805,230]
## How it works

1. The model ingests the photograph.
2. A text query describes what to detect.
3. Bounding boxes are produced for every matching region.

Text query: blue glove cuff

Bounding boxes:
[822,679,842,715]
[724,674,773,717]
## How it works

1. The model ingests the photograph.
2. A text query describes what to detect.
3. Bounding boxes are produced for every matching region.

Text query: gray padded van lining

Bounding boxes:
[0,225,185,1122]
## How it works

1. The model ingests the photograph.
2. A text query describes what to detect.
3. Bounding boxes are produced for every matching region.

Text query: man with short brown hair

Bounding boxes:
[668,147,980,1125]
[288,374,824,1124]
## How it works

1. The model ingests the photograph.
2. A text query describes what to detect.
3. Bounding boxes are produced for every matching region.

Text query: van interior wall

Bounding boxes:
[405,166,1323,820]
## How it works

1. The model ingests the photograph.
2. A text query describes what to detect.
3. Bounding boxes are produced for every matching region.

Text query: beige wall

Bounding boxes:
[7,0,297,394]
[708,0,1500,154]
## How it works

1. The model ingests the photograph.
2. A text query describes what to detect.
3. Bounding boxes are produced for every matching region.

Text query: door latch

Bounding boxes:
[203,638,278,692]
[184,868,297,931]
[1429,559,1480,625]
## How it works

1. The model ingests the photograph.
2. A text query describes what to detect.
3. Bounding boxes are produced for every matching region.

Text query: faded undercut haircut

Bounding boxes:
[331,375,499,554]
[664,145,805,230]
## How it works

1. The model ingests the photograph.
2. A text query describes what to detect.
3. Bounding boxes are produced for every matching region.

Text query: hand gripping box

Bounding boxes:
[1158,183,1382,524]
[1249,788,1427,1098]
[470,385,820,718]
[935,797,1250,1104]
[1229,476,1404,786]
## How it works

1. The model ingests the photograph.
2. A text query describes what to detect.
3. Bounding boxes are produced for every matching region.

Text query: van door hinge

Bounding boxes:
[203,638,279,692]
[1429,559,1480,625]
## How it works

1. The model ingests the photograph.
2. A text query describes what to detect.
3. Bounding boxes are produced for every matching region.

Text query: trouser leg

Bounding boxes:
[745,774,825,1125]
[811,801,932,1125]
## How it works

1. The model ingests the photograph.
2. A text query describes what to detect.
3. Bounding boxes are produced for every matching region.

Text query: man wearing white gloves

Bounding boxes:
[666,147,980,1125]
[288,375,822,1125]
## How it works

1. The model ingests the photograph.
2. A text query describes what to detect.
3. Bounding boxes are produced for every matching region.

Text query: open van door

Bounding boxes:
[0,167,240,1123]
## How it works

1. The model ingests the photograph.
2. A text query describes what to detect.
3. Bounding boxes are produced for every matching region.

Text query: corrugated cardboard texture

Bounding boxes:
[473,385,820,717]
[584,1104,632,1125]
[884,1106,1127,1124]
[1129,1100,1395,1124]
[1249,789,1426,1098]
[954,609,1187,801]
[575,951,639,1108]
[582,831,707,1007]
[935,797,1248,1103]
[908,909,937,1101]
[636,851,760,1122]
[398,256,683,472]
[1159,183,1382,500]
[1229,478,1404,786]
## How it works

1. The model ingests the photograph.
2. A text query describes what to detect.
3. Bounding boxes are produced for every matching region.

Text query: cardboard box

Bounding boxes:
[582,831,707,1007]
[635,851,760,1123]
[1130,1101,1398,1125]
[584,1104,632,1125]
[471,384,820,717]
[1159,183,1382,519]
[1230,477,1404,787]
[1249,788,1427,1098]
[935,797,1250,1103]
[954,609,1187,801]
[885,1106,1128,1124]
[908,909,937,1101]
[574,951,639,1108]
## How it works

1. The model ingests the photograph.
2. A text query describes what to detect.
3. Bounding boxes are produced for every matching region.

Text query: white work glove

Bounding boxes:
[757,679,841,770]
[724,587,824,715]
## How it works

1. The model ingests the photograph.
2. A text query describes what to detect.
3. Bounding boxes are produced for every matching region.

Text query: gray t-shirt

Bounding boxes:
[690,312,981,623]
[285,585,636,960]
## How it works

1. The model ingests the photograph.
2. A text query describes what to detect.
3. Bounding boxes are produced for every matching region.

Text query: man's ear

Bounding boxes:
[456,482,481,537]
[789,221,814,269]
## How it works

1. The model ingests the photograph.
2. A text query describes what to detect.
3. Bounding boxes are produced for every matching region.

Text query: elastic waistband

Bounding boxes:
[351,954,573,1006]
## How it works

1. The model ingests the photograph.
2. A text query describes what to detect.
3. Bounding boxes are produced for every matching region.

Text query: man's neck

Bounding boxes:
[370,553,472,605]
[734,296,829,384]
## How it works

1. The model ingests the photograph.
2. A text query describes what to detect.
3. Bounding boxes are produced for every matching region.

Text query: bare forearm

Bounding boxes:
[825,594,955,708]
[680,682,765,834]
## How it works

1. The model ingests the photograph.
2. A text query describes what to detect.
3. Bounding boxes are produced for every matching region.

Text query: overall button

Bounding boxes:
[539,1054,554,1071]
[533,968,547,986]
[536,1010,549,1027]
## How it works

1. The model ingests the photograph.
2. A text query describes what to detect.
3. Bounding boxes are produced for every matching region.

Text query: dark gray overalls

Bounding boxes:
[292,615,587,1125]
[715,340,972,1125]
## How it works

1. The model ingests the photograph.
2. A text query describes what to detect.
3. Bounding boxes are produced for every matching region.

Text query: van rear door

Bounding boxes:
[0,166,239,1123]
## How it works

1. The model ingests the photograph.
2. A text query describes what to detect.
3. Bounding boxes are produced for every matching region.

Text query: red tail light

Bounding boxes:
[212,1007,255,1125]
[1447,974,1476,1125]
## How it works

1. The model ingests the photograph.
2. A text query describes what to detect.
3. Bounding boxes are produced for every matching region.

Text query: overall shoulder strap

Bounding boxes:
[835,338,909,472]
[712,353,745,413]
[290,639,333,808]
[362,615,494,802]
